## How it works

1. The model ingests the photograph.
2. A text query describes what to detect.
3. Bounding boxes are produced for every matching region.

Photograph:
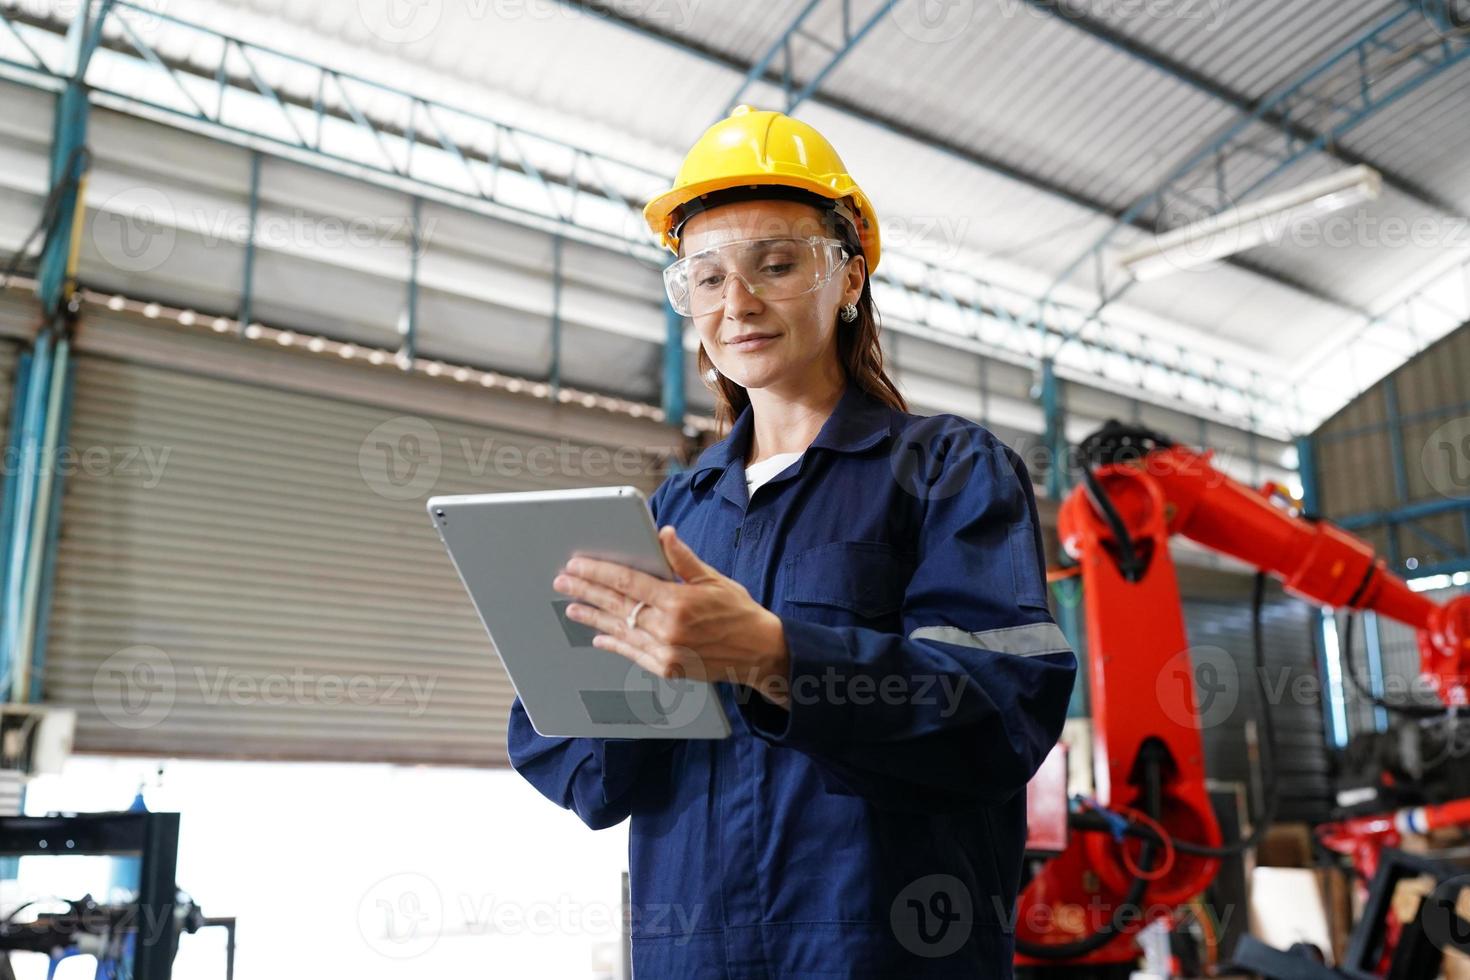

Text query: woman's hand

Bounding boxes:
[552,526,792,708]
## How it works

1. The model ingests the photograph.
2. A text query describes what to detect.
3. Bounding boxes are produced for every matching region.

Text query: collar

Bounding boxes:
[687,379,897,488]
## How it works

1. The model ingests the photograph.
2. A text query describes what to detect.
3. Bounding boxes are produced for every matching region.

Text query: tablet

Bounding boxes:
[427,486,731,739]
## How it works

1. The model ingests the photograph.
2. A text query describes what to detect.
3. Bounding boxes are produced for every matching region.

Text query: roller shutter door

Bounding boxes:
[44,354,661,765]
[1185,591,1332,823]
[1060,575,1333,822]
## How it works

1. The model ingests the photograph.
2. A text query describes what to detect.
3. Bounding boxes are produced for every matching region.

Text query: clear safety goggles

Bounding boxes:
[662,236,852,317]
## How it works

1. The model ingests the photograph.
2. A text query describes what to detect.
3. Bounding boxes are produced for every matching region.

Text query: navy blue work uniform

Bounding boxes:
[509,379,1077,978]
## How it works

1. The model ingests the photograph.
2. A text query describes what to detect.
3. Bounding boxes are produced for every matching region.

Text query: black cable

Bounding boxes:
[1013,572,1276,958]
[1072,429,1283,859]
[1076,575,1281,858]
[1169,573,1280,857]
[1017,429,1290,962]
[1073,421,1174,585]
[1,900,36,924]
[1079,463,1145,583]
[0,144,90,289]
[1339,611,1446,719]
[1344,563,1378,610]
[1014,754,1166,959]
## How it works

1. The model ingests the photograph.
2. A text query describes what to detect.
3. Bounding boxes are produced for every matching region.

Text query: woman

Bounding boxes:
[510,105,1077,978]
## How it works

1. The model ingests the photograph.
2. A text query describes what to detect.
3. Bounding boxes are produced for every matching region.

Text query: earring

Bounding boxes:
[703,366,721,388]
[839,303,858,323]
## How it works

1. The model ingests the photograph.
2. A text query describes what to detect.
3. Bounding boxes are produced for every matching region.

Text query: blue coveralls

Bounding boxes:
[509,379,1078,978]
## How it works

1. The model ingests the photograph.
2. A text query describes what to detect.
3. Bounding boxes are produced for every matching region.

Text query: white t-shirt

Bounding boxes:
[744,451,804,495]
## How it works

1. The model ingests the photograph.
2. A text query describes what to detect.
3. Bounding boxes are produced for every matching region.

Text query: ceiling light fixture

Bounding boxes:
[1120,165,1383,281]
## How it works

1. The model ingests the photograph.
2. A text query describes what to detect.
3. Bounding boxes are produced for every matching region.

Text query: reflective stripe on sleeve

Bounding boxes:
[908,622,1072,658]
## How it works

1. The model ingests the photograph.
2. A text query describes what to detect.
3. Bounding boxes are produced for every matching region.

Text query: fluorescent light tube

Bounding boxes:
[1120,165,1383,281]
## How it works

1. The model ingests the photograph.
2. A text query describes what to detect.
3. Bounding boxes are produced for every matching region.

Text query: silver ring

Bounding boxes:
[625,600,648,631]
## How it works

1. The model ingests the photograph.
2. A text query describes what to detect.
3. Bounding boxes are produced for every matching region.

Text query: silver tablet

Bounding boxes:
[427,486,731,739]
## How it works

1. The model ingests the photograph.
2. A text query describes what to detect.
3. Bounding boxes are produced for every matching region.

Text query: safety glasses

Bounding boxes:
[662,236,851,317]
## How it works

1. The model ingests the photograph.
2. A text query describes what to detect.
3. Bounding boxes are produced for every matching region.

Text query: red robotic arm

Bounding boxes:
[1137,441,1469,705]
[1015,425,1470,969]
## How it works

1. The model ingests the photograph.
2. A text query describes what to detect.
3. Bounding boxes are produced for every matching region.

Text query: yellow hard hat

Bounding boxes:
[643,104,881,271]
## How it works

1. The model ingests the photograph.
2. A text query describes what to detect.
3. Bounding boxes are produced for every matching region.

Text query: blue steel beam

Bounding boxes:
[1042,8,1470,352]
[0,0,1375,337]
[539,3,1385,437]
[1039,359,1068,501]
[0,338,51,699]
[1,0,102,704]
[28,361,74,703]
[1037,358,1088,717]
[721,0,902,116]
[1318,395,1470,443]
[721,0,823,115]
[24,1,670,264]
[1399,518,1465,563]
[547,0,1200,219]
[551,0,1354,317]
[10,332,69,702]
[1337,496,1470,531]
[662,300,686,452]
[550,233,564,398]
[1,3,1303,431]
[0,9,1290,430]
[785,0,902,113]
[403,195,422,367]
[36,2,110,317]
[0,5,51,76]
[1020,0,1469,221]
[237,149,261,335]
[873,258,1283,431]
[1405,557,1470,578]
[0,352,32,691]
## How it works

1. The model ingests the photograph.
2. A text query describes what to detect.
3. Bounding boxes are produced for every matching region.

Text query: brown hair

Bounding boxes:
[693,209,908,434]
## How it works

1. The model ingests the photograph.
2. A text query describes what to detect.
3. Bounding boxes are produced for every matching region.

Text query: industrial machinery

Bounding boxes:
[1014,421,1470,977]
[0,809,236,979]
[0,718,234,979]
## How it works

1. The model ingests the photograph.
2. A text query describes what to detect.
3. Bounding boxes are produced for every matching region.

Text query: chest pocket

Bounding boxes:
[781,540,913,624]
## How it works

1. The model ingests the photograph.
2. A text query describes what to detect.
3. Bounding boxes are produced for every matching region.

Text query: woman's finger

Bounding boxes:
[567,600,655,644]
[591,631,663,677]
[566,555,671,603]
[596,632,718,686]
[555,573,664,633]
[661,526,717,583]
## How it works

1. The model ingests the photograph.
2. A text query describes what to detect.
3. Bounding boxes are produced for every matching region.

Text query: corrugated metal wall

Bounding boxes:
[44,349,665,766]
[1313,324,1470,570]
[1311,323,1469,743]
